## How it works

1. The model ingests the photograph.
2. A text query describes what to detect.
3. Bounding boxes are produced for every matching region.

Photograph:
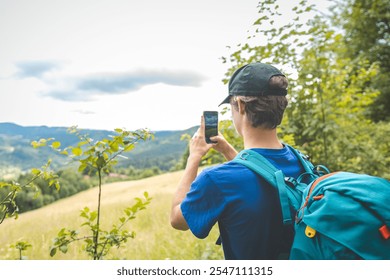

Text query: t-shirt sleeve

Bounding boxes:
[180,170,225,239]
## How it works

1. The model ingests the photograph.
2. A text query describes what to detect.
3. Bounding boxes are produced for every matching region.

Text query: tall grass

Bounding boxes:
[0,170,223,260]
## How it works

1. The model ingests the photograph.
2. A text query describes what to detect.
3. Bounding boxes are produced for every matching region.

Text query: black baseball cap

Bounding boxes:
[219,62,287,106]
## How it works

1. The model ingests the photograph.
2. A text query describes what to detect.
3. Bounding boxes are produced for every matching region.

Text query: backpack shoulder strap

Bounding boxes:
[284,144,330,178]
[234,149,279,187]
[233,149,293,224]
[284,144,314,173]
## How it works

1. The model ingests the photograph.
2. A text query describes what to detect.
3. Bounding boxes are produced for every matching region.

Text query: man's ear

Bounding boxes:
[236,97,246,115]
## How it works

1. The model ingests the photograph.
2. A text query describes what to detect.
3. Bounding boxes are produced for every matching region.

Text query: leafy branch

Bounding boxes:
[50,192,151,259]
[48,126,154,259]
[0,158,59,224]
[10,240,32,260]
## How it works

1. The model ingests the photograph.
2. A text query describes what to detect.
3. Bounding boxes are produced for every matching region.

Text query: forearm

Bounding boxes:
[210,134,238,161]
[172,155,200,206]
[221,143,238,161]
[170,154,202,230]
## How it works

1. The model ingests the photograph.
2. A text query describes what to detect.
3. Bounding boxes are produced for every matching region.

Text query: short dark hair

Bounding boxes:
[230,75,288,129]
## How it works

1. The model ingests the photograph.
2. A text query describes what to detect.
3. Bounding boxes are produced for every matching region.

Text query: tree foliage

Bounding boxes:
[48,126,154,259]
[0,159,59,224]
[219,0,390,179]
[332,0,390,121]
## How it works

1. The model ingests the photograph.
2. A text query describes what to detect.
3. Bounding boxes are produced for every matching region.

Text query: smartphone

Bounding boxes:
[203,111,218,144]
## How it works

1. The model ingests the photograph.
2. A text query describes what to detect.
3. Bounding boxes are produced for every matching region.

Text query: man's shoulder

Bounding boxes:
[199,160,257,183]
[203,160,249,173]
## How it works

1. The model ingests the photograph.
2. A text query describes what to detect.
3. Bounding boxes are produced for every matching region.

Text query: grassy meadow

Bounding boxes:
[0,170,223,260]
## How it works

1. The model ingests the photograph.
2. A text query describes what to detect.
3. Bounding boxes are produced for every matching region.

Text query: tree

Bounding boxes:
[48,127,153,259]
[332,0,390,121]
[220,0,390,178]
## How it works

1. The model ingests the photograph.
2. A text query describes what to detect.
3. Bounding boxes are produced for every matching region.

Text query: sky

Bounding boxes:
[0,0,334,132]
[0,0,262,131]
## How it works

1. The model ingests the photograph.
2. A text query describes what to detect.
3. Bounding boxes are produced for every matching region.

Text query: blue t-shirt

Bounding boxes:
[180,145,305,260]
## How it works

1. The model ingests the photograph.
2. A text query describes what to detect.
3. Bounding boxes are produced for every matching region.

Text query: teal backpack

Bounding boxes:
[233,145,390,259]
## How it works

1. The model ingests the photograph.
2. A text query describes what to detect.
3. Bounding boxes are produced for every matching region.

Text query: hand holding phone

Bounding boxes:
[203,111,218,144]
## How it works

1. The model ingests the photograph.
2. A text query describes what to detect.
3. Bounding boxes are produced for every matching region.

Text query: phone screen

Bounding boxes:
[203,111,218,144]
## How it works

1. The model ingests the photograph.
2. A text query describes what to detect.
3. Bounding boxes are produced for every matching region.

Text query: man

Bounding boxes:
[170,62,305,259]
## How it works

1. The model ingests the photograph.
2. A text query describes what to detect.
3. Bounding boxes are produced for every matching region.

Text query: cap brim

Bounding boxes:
[218,95,231,107]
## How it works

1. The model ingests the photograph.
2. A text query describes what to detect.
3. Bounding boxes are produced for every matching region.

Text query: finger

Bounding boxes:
[198,115,205,137]
[214,132,224,138]
[209,135,223,145]
[209,135,219,142]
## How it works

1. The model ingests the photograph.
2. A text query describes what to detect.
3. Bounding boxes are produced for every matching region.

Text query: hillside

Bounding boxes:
[0,122,197,176]
[0,169,222,260]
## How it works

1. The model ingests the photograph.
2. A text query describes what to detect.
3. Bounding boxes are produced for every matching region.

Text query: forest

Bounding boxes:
[204,0,389,181]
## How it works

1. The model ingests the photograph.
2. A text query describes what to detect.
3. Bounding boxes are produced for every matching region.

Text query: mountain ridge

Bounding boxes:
[0,122,196,176]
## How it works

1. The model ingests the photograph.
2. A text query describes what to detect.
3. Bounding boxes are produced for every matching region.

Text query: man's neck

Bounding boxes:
[242,126,283,149]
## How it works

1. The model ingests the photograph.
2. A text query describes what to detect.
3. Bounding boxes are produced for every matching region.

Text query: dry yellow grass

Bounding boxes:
[0,170,223,260]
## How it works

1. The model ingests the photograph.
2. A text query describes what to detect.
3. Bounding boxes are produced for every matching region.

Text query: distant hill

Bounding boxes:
[0,122,196,176]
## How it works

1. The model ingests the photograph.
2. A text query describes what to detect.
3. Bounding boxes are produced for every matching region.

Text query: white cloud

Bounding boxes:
[38,68,207,102]
[15,60,62,78]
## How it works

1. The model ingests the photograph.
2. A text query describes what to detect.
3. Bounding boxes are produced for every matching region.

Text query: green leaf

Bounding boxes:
[253,15,269,25]
[96,156,106,168]
[124,144,135,152]
[78,163,87,173]
[31,141,39,149]
[89,211,97,221]
[59,245,68,254]
[31,168,41,176]
[51,141,61,149]
[78,140,90,147]
[50,248,57,257]
[0,182,10,188]
[58,228,66,236]
[72,147,83,156]
[80,207,90,218]
[110,142,119,152]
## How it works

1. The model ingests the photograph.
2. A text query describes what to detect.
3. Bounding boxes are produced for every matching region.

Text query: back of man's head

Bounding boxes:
[220,62,288,129]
